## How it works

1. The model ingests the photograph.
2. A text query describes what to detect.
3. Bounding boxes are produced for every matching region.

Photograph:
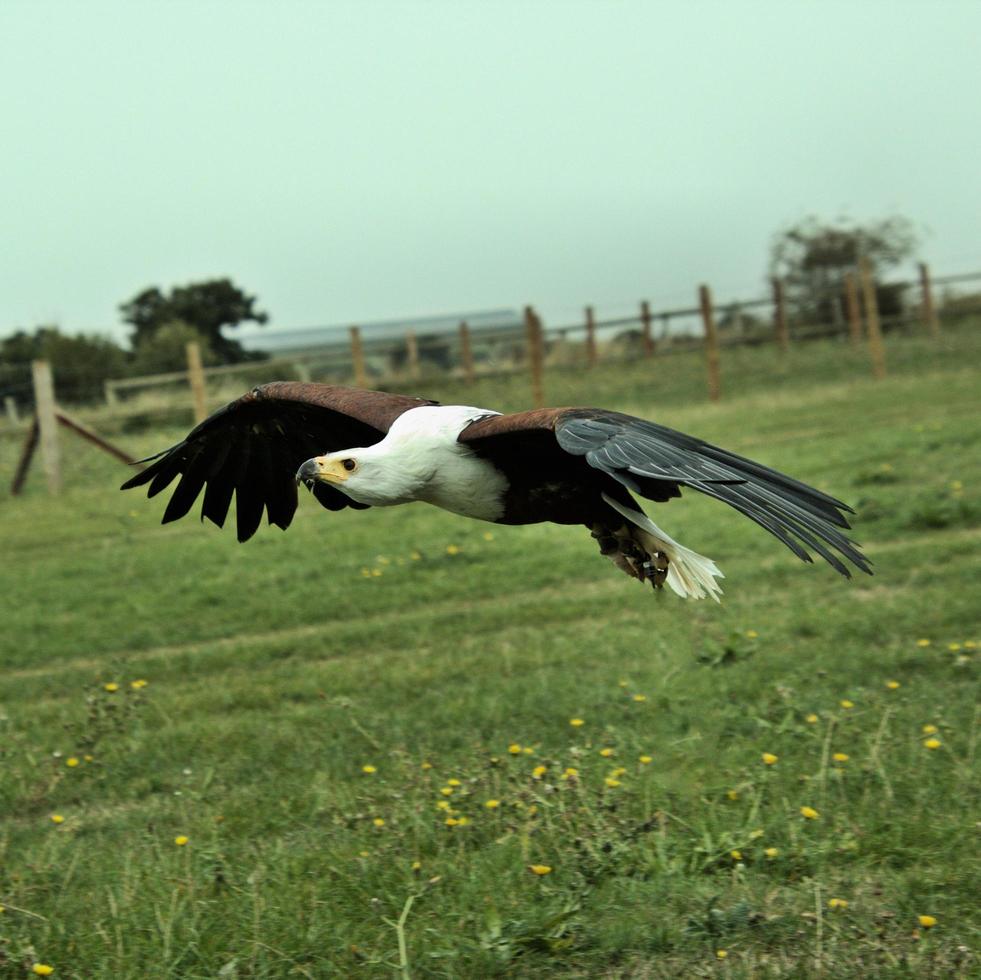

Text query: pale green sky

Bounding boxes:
[2,0,979,343]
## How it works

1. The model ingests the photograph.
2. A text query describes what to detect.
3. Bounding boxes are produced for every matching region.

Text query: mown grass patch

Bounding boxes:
[1,326,979,977]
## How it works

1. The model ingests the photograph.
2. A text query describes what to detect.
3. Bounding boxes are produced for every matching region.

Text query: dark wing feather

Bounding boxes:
[122,382,435,541]
[460,407,869,577]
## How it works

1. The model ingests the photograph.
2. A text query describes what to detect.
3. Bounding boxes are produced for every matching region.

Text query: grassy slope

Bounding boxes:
[0,327,979,978]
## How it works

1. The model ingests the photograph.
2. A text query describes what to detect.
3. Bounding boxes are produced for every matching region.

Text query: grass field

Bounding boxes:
[1,327,979,978]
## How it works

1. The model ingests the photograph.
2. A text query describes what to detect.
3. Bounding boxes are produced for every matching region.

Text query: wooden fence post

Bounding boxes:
[405,329,420,379]
[640,300,654,357]
[771,277,789,353]
[858,258,887,379]
[350,326,368,388]
[843,272,862,345]
[584,305,598,366]
[4,395,18,425]
[918,261,941,338]
[698,285,722,402]
[458,321,475,384]
[103,380,119,408]
[185,341,208,423]
[524,305,545,409]
[31,359,62,494]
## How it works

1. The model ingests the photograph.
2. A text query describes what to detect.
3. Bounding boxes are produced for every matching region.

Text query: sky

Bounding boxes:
[2,0,980,345]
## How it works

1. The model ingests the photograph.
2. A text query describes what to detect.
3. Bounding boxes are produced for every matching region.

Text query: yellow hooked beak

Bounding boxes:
[296,456,351,487]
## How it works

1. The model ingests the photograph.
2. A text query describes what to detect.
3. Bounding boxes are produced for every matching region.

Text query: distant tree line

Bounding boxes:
[0,278,269,404]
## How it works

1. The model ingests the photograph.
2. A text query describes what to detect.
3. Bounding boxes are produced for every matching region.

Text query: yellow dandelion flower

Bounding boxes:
[50,814,64,824]
[833,752,849,763]
[840,699,854,709]
[360,568,372,578]
[947,642,961,652]
[762,752,778,765]
[618,679,628,687]
[65,757,79,768]
[421,761,433,770]
[749,829,764,840]
[372,818,386,828]
[916,638,931,647]
[447,778,461,786]
[828,898,849,910]
[445,817,458,827]
[923,738,941,750]
[885,680,900,690]
[805,713,819,724]
[522,746,534,755]
[174,835,189,846]
[456,816,470,826]
[610,766,627,778]
[639,755,652,764]
[800,806,819,820]
[730,850,742,861]
[103,682,119,693]
[445,544,460,555]
[32,966,55,977]
[411,860,421,871]
[726,789,739,801]
[918,914,937,929]
[436,800,450,811]
[528,864,552,876]
[410,550,422,561]
[440,786,453,796]
[483,531,494,541]
[569,718,585,727]
[599,747,614,758]
[83,754,94,762]
[562,767,579,779]
[508,743,522,755]
[745,629,758,638]
[764,847,779,858]
[358,849,370,857]
[716,949,728,960]
[370,568,382,577]
[964,641,976,649]
[531,765,547,779]
[922,723,938,734]
[604,777,621,788]
[131,679,148,689]
[361,764,377,774]
[484,799,500,809]
[632,694,647,703]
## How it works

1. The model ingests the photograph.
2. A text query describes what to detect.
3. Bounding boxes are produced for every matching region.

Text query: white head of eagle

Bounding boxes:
[122,383,872,602]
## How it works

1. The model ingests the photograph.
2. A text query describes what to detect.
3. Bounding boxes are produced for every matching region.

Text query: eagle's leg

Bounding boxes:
[591,523,670,589]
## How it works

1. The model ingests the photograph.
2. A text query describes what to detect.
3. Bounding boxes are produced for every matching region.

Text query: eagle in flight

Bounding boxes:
[122,382,870,600]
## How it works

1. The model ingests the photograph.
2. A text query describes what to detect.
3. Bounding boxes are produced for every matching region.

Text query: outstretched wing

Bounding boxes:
[460,407,870,577]
[121,382,435,541]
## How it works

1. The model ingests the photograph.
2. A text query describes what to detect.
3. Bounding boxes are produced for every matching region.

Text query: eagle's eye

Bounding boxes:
[341,458,357,472]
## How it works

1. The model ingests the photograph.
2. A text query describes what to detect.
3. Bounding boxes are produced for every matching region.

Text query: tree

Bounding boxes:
[0,327,128,404]
[769,216,918,325]
[130,320,220,376]
[119,278,269,363]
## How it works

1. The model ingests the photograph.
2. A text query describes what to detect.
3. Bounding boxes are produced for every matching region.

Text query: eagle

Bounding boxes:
[121,382,870,600]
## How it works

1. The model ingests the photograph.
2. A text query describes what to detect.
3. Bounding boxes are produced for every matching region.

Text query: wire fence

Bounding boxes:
[2,264,980,424]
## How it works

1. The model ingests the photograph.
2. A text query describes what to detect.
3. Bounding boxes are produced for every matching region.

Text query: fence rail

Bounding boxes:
[3,263,981,430]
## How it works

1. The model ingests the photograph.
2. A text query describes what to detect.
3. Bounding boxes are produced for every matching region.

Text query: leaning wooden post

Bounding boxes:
[858,257,887,379]
[640,300,654,357]
[458,321,475,384]
[771,277,789,353]
[31,359,62,494]
[843,272,862,345]
[185,341,208,423]
[584,305,598,366]
[918,261,941,338]
[698,285,722,402]
[349,326,368,388]
[524,305,545,409]
[405,329,420,379]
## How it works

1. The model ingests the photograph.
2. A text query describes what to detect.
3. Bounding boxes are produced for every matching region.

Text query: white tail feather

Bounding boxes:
[602,494,725,601]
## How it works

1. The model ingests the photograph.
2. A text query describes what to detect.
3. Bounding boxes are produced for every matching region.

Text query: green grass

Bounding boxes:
[1,326,979,978]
